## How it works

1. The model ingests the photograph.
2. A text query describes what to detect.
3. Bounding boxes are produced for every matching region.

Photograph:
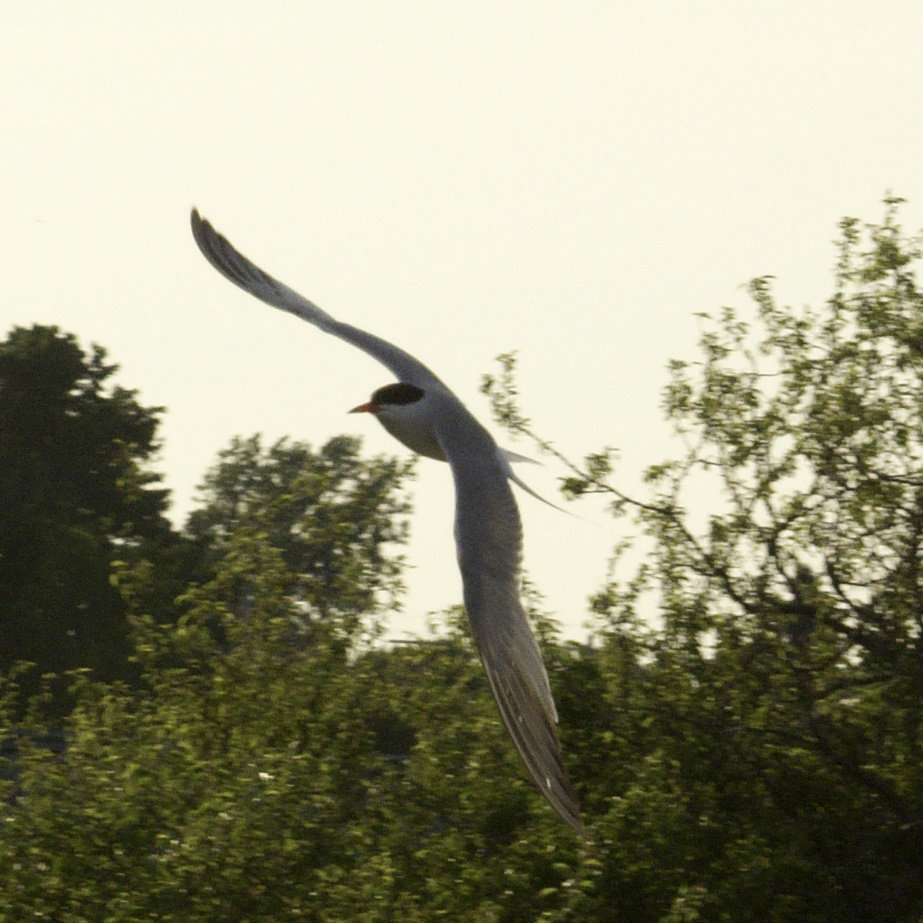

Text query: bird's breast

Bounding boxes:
[377,414,447,461]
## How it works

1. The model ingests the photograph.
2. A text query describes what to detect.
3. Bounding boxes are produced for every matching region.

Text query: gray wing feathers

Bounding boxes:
[446,434,583,831]
[190,210,444,389]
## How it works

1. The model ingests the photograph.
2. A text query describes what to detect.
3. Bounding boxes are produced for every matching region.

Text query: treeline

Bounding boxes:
[2,201,922,920]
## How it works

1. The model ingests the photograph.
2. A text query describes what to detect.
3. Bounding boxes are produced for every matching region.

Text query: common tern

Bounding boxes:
[190,209,583,832]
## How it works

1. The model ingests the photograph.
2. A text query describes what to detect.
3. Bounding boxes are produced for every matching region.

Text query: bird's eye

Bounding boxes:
[371,382,425,405]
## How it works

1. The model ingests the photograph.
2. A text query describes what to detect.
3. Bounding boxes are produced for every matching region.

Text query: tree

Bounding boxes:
[484,196,923,919]
[0,325,175,691]
[185,433,414,645]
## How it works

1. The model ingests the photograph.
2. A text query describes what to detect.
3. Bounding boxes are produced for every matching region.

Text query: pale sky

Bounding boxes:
[4,3,922,639]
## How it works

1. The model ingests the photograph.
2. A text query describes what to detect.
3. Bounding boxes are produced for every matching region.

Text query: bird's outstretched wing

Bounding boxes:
[438,416,584,832]
[190,209,445,391]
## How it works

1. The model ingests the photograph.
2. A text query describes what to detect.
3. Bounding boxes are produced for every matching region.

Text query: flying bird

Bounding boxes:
[190,209,583,832]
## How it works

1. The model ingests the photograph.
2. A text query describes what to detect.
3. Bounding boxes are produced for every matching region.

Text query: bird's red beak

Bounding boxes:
[349,401,378,414]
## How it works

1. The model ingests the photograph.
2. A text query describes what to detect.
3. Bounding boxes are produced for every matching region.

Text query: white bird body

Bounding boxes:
[368,389,449,461]
[190,209,583,832]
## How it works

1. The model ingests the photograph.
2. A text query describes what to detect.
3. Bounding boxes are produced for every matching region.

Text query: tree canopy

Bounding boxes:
[483,196,923,919]
[185,432,413,646]
[2,200,922,920]
[0,325,175,691]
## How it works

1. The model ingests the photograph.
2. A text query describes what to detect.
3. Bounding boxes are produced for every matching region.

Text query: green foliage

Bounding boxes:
[1,562,587,920]
[2,549,375,919]
[483,198,923,919]
[0,325,177,695]
[186,433,414,644]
